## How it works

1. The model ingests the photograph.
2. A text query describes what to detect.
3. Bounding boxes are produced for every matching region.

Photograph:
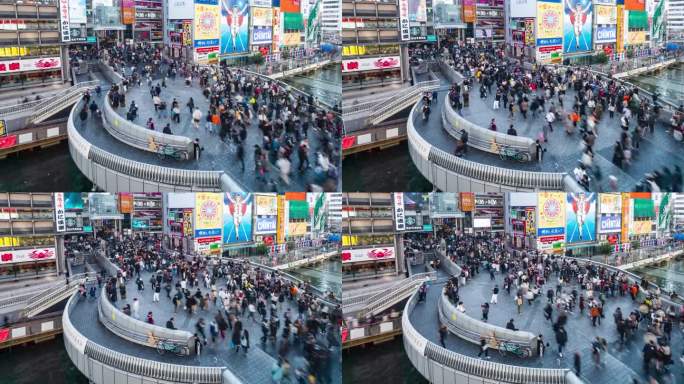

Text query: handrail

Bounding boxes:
[0,80,98,118]
[23,274,92,318]
[368,80,440,124]
[402,290,578,384]
[356,271,436,318]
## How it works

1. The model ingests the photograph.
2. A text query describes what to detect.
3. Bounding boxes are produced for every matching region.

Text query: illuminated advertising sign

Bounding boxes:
[255,194,277,215]
[183,21,193,45]
[88,193,122,220]
[223,193,253,244]
[616,4,624,52]
[0,57,61,74]
[255,216,277,233]
[599,194,621,214]
[272,8,280,51]
[122,0,135,24]
[537,192,566,251]
[280,0,300,12]
[220,0,249,54]
[194,193,223,232]
[596,5,617,24]
[59,0,70,42]
[183,209,193,237]
[394,193,405,231]
[276,195,285,244]
[252,6,272,25]
[69,0,87,24]
[252,26,272,44]
[459,192,474,212]
[631,220,652,234]
[169,0,195,19]
[403,193,432,232]
[599,214,621,233]
[566,193,597,243]
[341,247,395,264]
[341,56,401,73]
[54,193,66,232]
[537,0,563,46]
[282,32,300,45]
[0,248,56,265]
[624,0,644,11]
[596,25,617,43]
[524,18,535,46]
[626,30,645,45]
[118,193,133,214]
[563,0,592,53]
[288,222,307,236]
[194,0,220,62]
[400,0,410,40]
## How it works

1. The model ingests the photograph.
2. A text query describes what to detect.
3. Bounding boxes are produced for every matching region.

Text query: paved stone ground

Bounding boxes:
[414,69,684,191]
[75,64,337,192]
[409,266,684,384]
[71,259,340,384]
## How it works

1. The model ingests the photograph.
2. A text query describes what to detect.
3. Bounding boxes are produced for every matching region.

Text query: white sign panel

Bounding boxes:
[0,248,56,265]
[54,192,66,232]
[473,217,492,228]
[399,0,410,41]
[0,57,61,74]
[59,0,70,42]
[342,56,401,73]
[596,5,617,25]
[69,0,87,24]
[168,0,195,20]
[341,247,396,264]
[251,0,271,7]
[509,0,536,18]
[394,193,405,231]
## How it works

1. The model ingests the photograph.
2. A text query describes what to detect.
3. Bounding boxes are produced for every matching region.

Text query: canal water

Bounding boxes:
[342,337,426,384]
[631,255,684,295]
[288,258,342,298]
[629,63,684,106]
[282,65,341,109]
[0,335,88,384]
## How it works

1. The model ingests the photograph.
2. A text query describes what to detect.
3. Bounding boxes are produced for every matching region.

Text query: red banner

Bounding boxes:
[342,136,356,149]
[0,328,8,342]
[0,135,16,149]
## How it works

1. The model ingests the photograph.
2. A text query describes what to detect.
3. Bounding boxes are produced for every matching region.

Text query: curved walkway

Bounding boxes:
[76,63,336,192]
[409,263,683,384]
[416,68,684,191]
[69,263,340,383]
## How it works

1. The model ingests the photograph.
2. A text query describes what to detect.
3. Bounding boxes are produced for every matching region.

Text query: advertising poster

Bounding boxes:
[223,193,252,244]
[220,0,249,54]
[0,248,56,265]
[524,19,535,46]
[342,57,400,73]
[121,0,135,24]
[462,0,475,23]
[276,195,286,244]
[624,0,644,11]
[616,4,624,52]
[403,193,432,231]
[565,193,597,243]
[563,0,593,53]
[341,247,395,264]
[536,0,563,63]
[599,193,621,213]
[272,8,281,51]
[194,192,223,233]
[596,5,617,24]
[194,0,220,63]
[69,0,87,24]
[626,30,645,45]
[537,192,566,251]
[596,25,617,43]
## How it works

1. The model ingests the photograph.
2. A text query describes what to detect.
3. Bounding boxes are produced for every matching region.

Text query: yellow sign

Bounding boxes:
[536,2,563,42]
[621,193,630,241]
[596,5,617,24]
[255,194,278,216]
[0,120,5,136]
[616,4,624,53]
[282,32,301,46]
[632,220,652,235]
[276,195,285,244]
[599,193,621,214]
[183,21,193,46]
[0,237,19,247]
[193,3,220,42]
[194,193,223,231]
[252,7,273,26]
[537,192,566,230]
[626,30,646,45]
[288,222,307,236]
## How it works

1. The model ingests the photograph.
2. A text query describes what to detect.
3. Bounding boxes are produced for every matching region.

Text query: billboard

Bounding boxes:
[169,0,195,19]
[616,4,624,52]
[566,193,597,243]
[276,195,285,244]
[0,57,61,74]
[631,220,652,234]
[599,193,621,214]
[341,247,395,264]
[342,56,401,73]
[409,0,427,22]
[459,192,474,212]
[462,0,475,23]
[280,0,300,12]
[220,0,249,54]
[624,0,644,11]
[252,26,272,44]
[194,0,220,63]
[401,193,432,232]
[394,193,406,231]
[223,193,252,244]
[194,193,223,232]
[255,194,277,215]
[252,6,272,25]
[536,0,563,63]
[88,193,122,220]
[626,30,645,45]
[282,32,300,45]
[537,192,566,251]
[595,0,615,3]
[524,18,535,46]
[0,248,56,265]
[64,192,85,210]
[509,0,536,18]
[563,0,593,53]
[54,193,66,232]
[255,216,277,234]
[272,8,280,51]
[121,0,135,24]
[596,5,617,24]
[599,214,621,233]
[59,0,70,42]
[69,0,87,24]
[596,25,617,43]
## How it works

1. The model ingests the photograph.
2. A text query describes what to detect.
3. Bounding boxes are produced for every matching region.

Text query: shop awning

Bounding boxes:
[283,12,303,31]
[289,200,309,220]
[633,198,654,218]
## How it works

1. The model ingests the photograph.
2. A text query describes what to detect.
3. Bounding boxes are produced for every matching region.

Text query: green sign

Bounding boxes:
[86,36,96,43]
[628,11,648,30]
[427,35,437,42]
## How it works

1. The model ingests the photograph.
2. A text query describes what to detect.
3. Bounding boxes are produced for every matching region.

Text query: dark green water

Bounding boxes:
[631,256,684,295]
[0,335,88,384]
[282,65,341,108]
[629,63,684,107]
[289,258,342,298]
[342,337,427,384]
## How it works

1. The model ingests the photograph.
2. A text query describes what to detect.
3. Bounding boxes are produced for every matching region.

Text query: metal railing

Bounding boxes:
[368,80,440,126]
[402,291,581,384]
[0,80,98,120]
[356,271,436,318]
[23,272,95,318]
[30,80,99,124]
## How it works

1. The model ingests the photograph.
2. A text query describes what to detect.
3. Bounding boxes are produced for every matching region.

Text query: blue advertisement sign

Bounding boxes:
[252,26,272,44]
[195,228,221,237]
[255,216,277,233]
[194,39,220,47]
[538,227,564,237]
[599,214,621,232]
[595,25,616,43]
[220,0,250,54]
[223,193,253,244]
[563,0,593,53]
[566,193,597,243]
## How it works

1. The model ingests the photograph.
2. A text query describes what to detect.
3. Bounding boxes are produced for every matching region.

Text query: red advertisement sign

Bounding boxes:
[341,56,400,73]
[341,247,396,264]
[0,135,16,149]
[0,248,56,265]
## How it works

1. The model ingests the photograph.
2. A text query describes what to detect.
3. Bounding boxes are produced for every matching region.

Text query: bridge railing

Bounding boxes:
[402,291,581,384]
[23,273,94,318]
[62,293,228,384]
[368,80,440,125]
[97,289,194,353]
[30,80,99,123]
[356,271,436,318]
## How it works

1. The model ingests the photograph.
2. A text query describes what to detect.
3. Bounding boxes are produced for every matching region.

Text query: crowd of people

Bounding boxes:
[86,231,340,383]
[425,230,683,380]
[81,43,340,192]
[443,43,683,192]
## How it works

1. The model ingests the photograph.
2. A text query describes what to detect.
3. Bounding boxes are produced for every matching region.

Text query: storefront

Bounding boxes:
[341,44,403,90]
[341,246,397,280]
[0,54,64,89]
[0,247,57,281]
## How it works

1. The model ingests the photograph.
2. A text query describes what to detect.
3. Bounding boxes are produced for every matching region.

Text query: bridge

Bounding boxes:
[343,56,684,192]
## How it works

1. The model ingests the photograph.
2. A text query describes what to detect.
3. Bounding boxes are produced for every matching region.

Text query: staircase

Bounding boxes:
[30,80,99,124]
[366,80,440,126]
[353,272,436,318]
[22,272,96,318]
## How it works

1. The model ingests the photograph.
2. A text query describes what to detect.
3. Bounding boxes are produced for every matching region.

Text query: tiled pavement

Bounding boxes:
[409,266,683,384]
